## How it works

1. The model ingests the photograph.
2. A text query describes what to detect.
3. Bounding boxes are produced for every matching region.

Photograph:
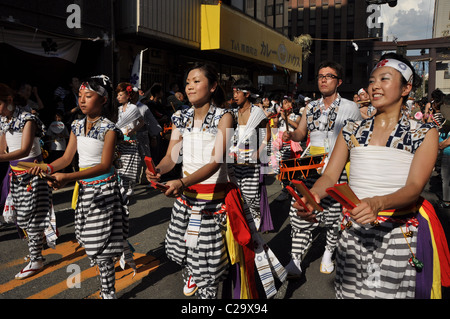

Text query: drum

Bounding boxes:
[49,121,65,134]
[278,153,327,182]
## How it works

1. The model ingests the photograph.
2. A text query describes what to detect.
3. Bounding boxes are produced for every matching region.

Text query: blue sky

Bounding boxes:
[380,0,435,41]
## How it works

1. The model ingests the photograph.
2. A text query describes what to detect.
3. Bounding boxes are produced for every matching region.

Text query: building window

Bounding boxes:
[266,5,273,16]
[275,4,284,15]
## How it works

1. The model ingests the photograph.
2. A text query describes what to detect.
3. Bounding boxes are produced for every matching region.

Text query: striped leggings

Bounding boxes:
[76,177,130,295]
[11,173,52,262]
[117,141,140,189]
[288,171,347,260]
[165,197,229,299]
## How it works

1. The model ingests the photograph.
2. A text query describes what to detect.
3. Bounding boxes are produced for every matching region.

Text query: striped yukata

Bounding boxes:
[288,96,360,262]
[1,107,53,262]
[228,106,287,297]
[116,103,141,194]
[337,114,436,298]
[72,117,131,297]
[167,105,230,299]
[229,105,266,231]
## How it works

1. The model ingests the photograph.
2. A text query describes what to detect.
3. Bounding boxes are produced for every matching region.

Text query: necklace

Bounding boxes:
[86,116,101,124]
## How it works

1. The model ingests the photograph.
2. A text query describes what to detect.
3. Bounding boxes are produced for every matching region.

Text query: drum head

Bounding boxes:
[49,121,65,134]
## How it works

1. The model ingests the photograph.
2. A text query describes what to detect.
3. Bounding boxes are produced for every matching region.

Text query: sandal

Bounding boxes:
[183,275,198,296]
[15,260,43,280]
[320,262,335,274]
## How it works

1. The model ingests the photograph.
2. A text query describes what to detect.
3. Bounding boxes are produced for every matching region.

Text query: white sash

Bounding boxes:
[349,146,414,200]
[181,130,228,184]
[77,136,104,168]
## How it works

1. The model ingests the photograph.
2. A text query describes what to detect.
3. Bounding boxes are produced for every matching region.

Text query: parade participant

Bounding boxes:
[146,65,285,299]
[272,96,301,201]
[115,82,144,197]
[358,88,376,119]
[146,63,233,299]
[283,61,362,277]
[296,53,450,298]
[228,78,270,231]
[30,75,134,299]
[0,83,56,280]
[228,79,287,296]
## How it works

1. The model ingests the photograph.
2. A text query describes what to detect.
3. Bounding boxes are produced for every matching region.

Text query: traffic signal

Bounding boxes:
[365,0,398,7]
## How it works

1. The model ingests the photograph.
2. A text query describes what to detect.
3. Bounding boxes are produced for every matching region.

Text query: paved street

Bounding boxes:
[0,172,449,303]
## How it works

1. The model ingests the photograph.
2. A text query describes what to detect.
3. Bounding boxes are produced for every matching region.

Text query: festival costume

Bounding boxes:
[167,106,286,299]
[0,107,56,277]
[272,112,302,174]
[228,105,287,296]
[71,117,134,298]
[116,102,142,195]
[229,105,270,231]
[338,114,450,298]
[288,95,361,266]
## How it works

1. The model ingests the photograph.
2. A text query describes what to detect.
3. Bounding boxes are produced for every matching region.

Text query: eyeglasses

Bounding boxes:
[317,74,339,81]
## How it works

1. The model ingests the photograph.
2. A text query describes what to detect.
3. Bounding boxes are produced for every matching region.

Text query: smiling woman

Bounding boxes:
[294,53,450,299]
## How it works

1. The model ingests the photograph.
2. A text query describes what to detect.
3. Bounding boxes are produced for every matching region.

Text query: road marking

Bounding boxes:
[0,240,160,299]
[0,240,85,294]
[86,254,160,299]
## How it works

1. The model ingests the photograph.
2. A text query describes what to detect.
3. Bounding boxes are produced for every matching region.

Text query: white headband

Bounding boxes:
[79,82,108,97]
[372,59,413,83]
[358,88,366,95]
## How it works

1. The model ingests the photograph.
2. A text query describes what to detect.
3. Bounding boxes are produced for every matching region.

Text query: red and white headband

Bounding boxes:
[371,59,413,84]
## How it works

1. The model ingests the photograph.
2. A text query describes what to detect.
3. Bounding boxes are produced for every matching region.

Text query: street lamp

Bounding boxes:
[365,0,398,7]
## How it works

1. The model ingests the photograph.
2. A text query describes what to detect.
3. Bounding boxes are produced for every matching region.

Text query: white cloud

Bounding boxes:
[380,0,435,41]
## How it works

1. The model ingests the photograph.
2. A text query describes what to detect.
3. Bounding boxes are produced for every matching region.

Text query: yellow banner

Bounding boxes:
[201,4,302,72]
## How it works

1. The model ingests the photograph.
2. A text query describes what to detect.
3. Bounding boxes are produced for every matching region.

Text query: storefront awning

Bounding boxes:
[201,4,302,73]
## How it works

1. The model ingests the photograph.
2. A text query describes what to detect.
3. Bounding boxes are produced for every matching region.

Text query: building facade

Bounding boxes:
[115,0,302,97]
[288,0,374,99]
[432,0,450,94]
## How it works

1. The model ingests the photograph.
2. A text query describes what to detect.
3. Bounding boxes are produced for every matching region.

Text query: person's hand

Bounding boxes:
[28,165,43,176]
[48,172,68,190]
[163,179,185,197]
[145,167,161,183]
[293,191,320,223]
[347,197,381,225]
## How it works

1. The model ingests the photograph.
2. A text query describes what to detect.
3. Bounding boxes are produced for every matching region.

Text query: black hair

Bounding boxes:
[232,78,257,103]
[184,63,226,107]
[378,52,422,104]
[431,88,445,104]
[81,75,114,120]
[150,83,163,97]
[317,60,344,80]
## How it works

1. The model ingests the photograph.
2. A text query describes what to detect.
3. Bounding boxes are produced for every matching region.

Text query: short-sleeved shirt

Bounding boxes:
[171,105,229,136]
[0,106,45,137]
[71,117,122,167]
[0,107,46,159]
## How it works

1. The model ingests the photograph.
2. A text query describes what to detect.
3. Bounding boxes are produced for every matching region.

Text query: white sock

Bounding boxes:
[321,249,333,265]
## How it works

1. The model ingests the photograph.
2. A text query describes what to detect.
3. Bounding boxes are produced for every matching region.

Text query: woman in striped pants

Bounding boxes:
[294,53,450,298]
[31,76,134,299]
[0,83,54,280]
[115,82,144,197]
[147,63,233,299]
